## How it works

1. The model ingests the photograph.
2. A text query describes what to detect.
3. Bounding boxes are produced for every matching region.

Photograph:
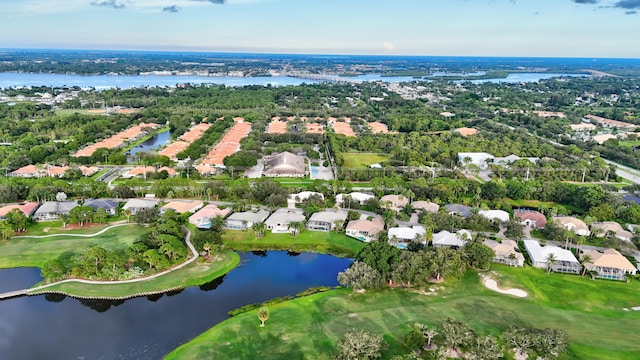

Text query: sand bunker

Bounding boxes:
[483,277,528,298]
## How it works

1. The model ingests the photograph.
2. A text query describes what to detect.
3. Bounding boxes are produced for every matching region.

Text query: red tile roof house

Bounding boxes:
[514,210,547,229]
[0,202,40,220]
[10,165,41,178]
[188,204,232,229]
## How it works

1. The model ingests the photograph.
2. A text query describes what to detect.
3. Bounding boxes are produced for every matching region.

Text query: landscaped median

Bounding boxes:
[165,266,640,360]
[222,230,365,258]
[27,251,240,299]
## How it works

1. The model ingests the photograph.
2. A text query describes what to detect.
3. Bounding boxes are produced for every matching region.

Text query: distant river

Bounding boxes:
[0,251,352,360]
[0,73,319,90]
[0,72,588,89]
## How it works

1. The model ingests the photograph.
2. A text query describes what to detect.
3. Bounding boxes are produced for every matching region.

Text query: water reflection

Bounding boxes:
[0,251,352,360]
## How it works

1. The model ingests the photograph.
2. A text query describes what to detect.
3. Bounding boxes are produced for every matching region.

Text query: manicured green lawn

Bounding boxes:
[507,199,584,214]
[341,152,390,168]
[0,225,147,268]
[166,265,640,360]
[29,251,240,299]
[617,140,640,148]
[223,230,365,257]
[21,220,126,236]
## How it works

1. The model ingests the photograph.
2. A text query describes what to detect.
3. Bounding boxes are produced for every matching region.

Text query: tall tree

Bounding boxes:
[335,330,387,360]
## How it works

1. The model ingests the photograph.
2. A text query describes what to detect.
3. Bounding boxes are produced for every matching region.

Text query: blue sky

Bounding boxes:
[1,0,639,57]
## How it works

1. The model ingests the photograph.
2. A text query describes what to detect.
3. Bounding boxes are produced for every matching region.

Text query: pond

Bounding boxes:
[127,130,171,160]
[0,251,352,360]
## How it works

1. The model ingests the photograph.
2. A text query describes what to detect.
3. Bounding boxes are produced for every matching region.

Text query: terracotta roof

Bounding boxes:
[79,166,99,176]
[514,210,547,228]
[331,121,356,137]
[455,127,479,137]
[0,202,39,217]
[73,123,160,157]
[46,166,69,177]
[554,216,589,232]
[189,204,231,223]
[585,249,636,272]
[12,165,39,175]
[412,201,440,213]
[201,120,252,167]
[368,121,390,134]
[162,200,204,214]
[346,218,384,234]
[305,123,324,134]
[267,119,288,134]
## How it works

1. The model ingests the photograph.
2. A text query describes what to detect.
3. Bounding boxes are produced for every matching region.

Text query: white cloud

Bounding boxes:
[2,0,269,15]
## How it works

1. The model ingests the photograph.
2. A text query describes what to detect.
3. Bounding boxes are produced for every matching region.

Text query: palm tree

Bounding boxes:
[252,222,266,238]
[580,254,592,276]
[289,221,304,236]
[546,253,557,274]
[507,253,517,267]
[203,242,212,258]
[333,219,344,232]
[123,208,132,223]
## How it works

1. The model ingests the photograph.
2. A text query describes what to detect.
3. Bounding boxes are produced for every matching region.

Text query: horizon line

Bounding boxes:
[1,47,639,61]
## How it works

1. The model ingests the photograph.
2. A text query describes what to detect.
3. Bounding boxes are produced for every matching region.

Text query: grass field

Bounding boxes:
[29,251,240,299]
[223,230,365,257]
[21,220,127,236]
[507,199,584,214]
[54,109,102,116]
[166,265,640,360]
[0,224,147,268]
[617,140,640,148]
[341,152,390,168]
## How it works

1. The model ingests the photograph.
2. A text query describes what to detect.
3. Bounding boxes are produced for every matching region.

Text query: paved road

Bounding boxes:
[603,159,640,185]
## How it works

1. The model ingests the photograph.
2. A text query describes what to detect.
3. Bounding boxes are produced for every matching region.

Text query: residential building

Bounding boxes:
[289,191,324,203]
[306,210,348,232]
[225,209,270,230]
[264,208,306,233]
[79,166,100,177]
[592,134,618,145]
[493,155,540,166]
[591,221,633,241]
[458,152,494,170]
[122,166,177,179]
[379,194,409,212]
[514,210,547,228]
[585,114,636,129]
[336,192,375,207]
[122,199,158,215]
[483,239,525,267]
[388,226,426,243]
[346,217,384,242]
[523,239,581,274]
[432,229,472,248]
[188,204,232,229]
[478,210,510,223]
[570,123,596,132]
[0,202,39,219]
[582,249,637,280]
[160,200,204,214]
[411,201,439,214]
[262,151,306,178]
[84,199,120,216]
[32,201,78,221]
[10,165,40,178]
[444,204,472,218]
[554,216,590,236]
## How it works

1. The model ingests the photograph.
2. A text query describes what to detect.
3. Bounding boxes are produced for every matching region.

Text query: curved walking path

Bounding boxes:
[0,225,200,299]
[14,222,130,239]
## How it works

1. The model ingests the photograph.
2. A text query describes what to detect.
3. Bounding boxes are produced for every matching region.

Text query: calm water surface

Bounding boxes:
[0,73,319,89]
[0,251,352,360]
[127,130,171,159]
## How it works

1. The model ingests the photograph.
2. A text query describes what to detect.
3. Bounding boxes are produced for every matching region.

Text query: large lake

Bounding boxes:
[0,72,587,89]
[0,251,352,360]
